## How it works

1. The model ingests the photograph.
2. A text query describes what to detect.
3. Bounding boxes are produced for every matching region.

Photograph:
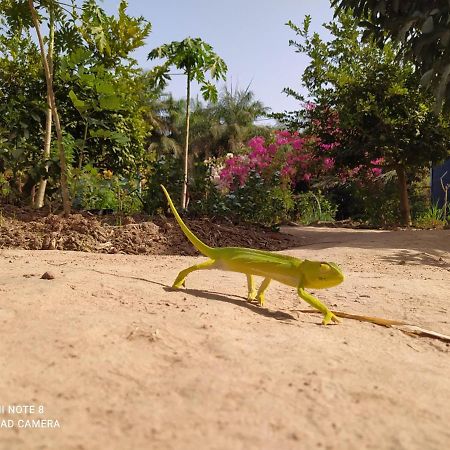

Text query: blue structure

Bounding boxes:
[431,159,450,207]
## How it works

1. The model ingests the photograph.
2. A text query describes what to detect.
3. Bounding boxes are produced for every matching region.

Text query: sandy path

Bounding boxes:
[0,227,449,450]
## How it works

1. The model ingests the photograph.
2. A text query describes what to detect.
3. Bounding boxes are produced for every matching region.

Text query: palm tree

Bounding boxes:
[145,93,185,156]
[211,84,270,153]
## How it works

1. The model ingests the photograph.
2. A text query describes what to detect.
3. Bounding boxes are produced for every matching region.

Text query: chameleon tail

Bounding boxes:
[160,185,215,258]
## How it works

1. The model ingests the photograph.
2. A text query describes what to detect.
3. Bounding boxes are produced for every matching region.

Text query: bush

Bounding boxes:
[414,204,448,229]
[221,171,294,227]
[0,172,11,199]
[183,165,295,227]
[330,174,399,226]
[293,191,337,224]
[143,155,183,214]
[71,164,142,214]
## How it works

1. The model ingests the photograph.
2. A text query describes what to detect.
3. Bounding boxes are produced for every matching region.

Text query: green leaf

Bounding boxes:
[78,73,96,87]
[200,83,218,102]
[95,80,115,95]
[69,90,88,113]
[69,48,92,66]
[110,131,129,144]
[89,129,111,139]
[99,95,122,110]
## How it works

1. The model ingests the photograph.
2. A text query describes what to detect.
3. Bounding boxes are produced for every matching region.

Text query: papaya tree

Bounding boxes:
[148,38,227,209]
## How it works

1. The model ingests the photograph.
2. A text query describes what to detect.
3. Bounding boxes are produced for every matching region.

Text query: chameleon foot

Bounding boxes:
[256,294,265,307]
[322,311,340,325]
[247,292,257,302]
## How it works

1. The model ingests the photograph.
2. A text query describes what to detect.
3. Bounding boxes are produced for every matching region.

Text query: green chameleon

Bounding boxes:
[161,185,344,325]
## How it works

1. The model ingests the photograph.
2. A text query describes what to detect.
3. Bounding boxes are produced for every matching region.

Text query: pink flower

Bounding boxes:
[370,157,384,166]
[323,157,335,170]
[371,168,382,177]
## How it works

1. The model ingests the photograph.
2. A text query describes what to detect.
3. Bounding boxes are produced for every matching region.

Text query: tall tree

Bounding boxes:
[28,0,71,215]
[331,0,450,111]
[148,37,227,209]
[34,2,54,209]
[280,13,450,225]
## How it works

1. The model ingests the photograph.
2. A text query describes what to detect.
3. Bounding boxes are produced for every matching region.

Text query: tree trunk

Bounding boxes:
[29,0,71,217]
[396,165,411,227]
[34,107,52,208]
[34,8,54,209]
[181,69,191,210]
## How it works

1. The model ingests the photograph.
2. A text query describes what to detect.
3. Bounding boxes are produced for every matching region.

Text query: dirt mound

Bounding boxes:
[0,206,303,255]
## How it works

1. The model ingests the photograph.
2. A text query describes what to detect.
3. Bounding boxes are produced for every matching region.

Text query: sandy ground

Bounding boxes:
[0,226,449,450]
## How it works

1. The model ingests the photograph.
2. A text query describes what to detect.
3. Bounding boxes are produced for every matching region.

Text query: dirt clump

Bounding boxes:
[0,206,303,255]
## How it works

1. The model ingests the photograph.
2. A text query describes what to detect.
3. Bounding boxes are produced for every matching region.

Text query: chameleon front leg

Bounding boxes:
[297,286,339,325]
[255,277,271,306]
[172,259,216,289]
[246,274,257,302]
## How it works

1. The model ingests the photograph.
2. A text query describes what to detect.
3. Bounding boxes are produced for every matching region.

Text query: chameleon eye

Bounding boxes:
[320,263,331,272]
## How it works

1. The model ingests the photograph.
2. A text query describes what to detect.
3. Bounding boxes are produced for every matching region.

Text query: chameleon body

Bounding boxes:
[161,185,344,325]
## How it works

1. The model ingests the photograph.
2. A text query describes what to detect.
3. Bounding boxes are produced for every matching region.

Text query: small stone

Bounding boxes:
[41,271,55,280]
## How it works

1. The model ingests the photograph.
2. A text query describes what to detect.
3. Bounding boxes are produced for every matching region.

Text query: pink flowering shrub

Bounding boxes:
[217,130,339,191]
[209,116,386,226]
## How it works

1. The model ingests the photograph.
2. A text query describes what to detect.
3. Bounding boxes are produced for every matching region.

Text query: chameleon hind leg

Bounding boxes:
[172,259,216,289]
[246,274,257,302]
[255,277,271,306]
[297,286,339,325]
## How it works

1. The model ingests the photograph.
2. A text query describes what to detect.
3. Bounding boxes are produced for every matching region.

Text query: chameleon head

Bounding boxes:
[300,260,344,289]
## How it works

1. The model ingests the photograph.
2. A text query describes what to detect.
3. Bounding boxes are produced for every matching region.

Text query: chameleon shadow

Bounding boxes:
[164,286,297,321]
[91,269,297,322]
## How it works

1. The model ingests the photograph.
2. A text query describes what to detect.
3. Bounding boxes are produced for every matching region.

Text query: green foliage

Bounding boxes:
[71,165,142,214]
[78,0,151,67]
[188,170,337,228]
[279,11,450,225]
[0,172,11,198]
[199,170,295,228]
[284,12,449,169]
[331,175,400,226]
[414,204,448,229]
[188,174,230,218]
[0,32,45,194]
[205,85,270,155]
[143,155,184,214]
[221,171,294,227]
[148,37,228,208]
[331,0,450,111]
[148,87,271,162]
[148,37,227,102]
[57,2,153,174]
[293,191,337,225]
[0,0,154,207]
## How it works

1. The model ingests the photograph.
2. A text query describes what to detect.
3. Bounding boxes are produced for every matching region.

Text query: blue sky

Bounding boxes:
[101,0,334,115]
